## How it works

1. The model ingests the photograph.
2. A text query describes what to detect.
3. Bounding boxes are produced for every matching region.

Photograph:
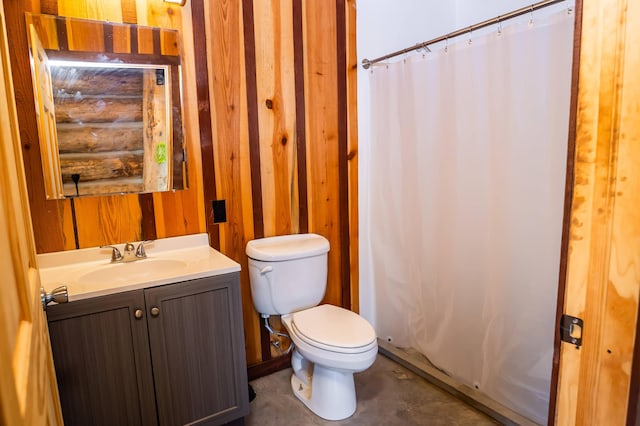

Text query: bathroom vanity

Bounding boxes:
[38,234,249,426]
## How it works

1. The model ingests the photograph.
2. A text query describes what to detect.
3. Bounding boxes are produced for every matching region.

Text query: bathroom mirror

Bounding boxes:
[26,13,186,199]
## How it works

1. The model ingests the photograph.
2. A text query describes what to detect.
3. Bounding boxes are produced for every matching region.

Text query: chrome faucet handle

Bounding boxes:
[100,245,123,263]
[135,240,154,258]
[122,242,137,262]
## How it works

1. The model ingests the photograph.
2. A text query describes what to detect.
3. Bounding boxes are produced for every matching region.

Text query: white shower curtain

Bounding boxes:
[368,11,573,424]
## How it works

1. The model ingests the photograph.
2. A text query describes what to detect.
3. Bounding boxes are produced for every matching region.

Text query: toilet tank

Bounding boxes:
[246,234,329,316]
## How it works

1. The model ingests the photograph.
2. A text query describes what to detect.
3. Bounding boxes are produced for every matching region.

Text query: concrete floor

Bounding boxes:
[245,354,499,425]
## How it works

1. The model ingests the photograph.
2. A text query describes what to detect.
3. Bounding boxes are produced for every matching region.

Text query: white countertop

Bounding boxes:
[38,233,241,301]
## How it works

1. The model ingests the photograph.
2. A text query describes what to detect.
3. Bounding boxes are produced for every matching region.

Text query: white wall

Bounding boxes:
[356,1,455,326]
[356,0,574,326]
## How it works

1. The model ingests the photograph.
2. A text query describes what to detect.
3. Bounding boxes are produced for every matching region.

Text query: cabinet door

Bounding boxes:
[46,290,158,426]
[145,273,249,426]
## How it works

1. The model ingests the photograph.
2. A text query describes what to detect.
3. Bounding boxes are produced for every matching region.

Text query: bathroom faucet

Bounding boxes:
[101,241,153,263]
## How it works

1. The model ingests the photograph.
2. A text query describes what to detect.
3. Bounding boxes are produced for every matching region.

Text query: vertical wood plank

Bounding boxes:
[205,0,261,365]
[120,0,137,24]
[136,26,154,53]
[242,0,264,241]
[40,0,58,15]
[74,195,143,247]
[160,28,178,55]
[190,0,218,248]
[292,0,307,234]
[252,0,297,237]
[246,0,270,363]
[345,0,358,312]
[302,0,342,307]
[335,0,350,309]
[65,18,104,51]
[112,24,132,53]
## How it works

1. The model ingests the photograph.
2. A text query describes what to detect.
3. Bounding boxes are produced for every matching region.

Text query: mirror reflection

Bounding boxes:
[26,13,186,199]
[51,62,171,196]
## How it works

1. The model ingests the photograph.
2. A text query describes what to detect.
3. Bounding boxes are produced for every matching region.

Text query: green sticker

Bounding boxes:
[155,142,167,164]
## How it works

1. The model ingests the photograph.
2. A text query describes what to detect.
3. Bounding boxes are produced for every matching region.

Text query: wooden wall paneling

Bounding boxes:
[54,4,145,249]
[335,0,350,309]
[121,0,138,24]
[190,0,219,250]
[111,24,131,53]
[292,0,308,234]
[40,0,59,16]
[151,1,205,239]
[4,0,72,252]
[239,0,263,364]
[160,28,178,55]
[250,0,297,361]
[241,0,269,362]
[241,0,263,243]
[64,18,104,51]
[136,1,204,240]
[135,0,178,28]
[252,0,297,237]
[345,0,358,312]
[205,0,261,365]
[136,26,154,53]
[57,1,123,23]
[73,195,143,246]
[301,0,342,307]
[9,0,205,252]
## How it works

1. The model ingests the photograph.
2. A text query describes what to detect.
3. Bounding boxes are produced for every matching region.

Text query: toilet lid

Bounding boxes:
[291,305,376,351]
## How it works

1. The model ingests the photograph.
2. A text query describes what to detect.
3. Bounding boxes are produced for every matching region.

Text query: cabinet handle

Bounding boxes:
[134,309,144,319]
[150,307,160,317]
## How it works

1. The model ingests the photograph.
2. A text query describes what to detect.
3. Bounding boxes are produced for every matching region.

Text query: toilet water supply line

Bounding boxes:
[260,265,294,355]
[264,317,294,355]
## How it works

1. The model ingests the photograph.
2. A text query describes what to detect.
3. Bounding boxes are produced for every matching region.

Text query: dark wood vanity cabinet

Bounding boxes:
[46,273,249,426]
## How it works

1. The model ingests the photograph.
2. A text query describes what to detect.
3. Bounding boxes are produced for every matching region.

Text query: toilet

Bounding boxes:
[246,233,378,421]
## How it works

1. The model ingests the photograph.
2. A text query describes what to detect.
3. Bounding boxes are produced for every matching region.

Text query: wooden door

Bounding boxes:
[0,1,63,424]
[28,23,63,199]
[552,0,640,424]
[145,274,249,425]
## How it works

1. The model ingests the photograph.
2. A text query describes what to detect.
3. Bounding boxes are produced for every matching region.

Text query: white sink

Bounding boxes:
[77,259,188,285]
[38,234,241,301]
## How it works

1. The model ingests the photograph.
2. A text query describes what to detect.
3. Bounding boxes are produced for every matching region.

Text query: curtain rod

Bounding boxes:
[361,0,567,69]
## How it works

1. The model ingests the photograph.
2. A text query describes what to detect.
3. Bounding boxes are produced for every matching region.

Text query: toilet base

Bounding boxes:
[290,361,356,421]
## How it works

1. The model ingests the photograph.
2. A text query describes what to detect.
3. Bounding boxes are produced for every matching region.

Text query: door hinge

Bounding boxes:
[560,314,583,347]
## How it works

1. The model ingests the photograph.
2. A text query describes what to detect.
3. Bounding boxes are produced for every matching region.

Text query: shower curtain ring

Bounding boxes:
[529,4,534,26]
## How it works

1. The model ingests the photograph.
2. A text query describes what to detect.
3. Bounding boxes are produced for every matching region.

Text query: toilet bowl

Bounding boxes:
[245,234,378,420]
[282,304,377,420]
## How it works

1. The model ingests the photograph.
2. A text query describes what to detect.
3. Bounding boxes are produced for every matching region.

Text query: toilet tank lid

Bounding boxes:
[246,234,329,261]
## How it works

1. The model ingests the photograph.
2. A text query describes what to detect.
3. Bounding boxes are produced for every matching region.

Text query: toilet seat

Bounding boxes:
[291,305,377,354]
